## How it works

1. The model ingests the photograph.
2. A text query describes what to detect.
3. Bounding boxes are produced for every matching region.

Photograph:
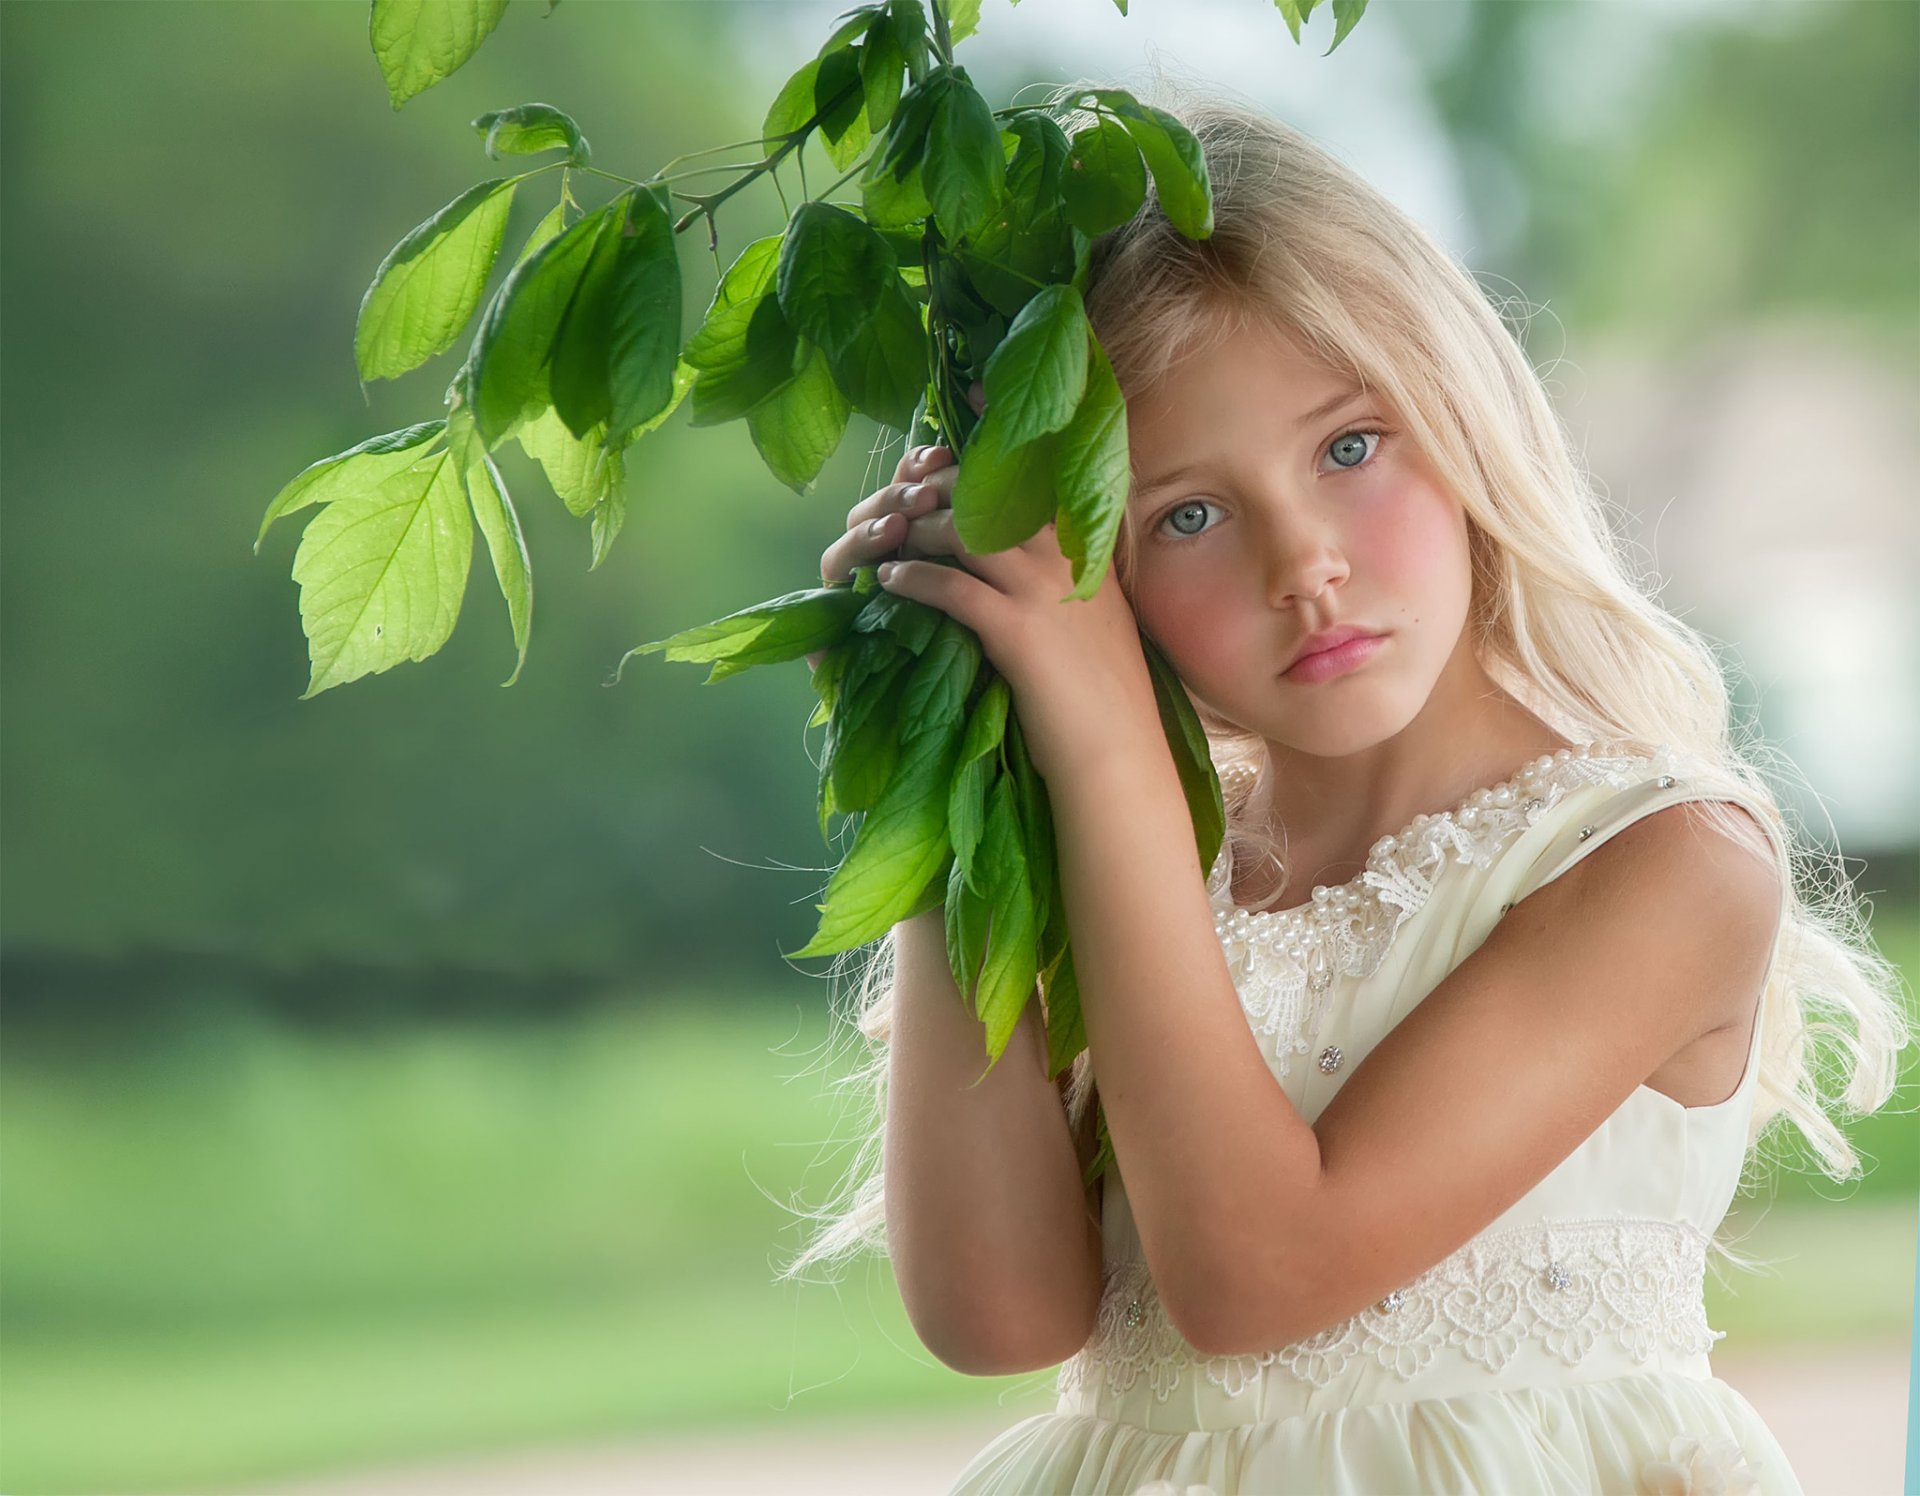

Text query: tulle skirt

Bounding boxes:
[946,1369,1800,1495]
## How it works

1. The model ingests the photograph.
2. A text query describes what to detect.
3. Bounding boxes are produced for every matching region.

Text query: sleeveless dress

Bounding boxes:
[946,738,1803,1495]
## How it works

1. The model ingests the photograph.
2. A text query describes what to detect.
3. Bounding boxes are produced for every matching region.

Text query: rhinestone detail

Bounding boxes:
[1206,741,1689,1079]
[1317,1045,1343,1074]
[1057,1216,1723,1404]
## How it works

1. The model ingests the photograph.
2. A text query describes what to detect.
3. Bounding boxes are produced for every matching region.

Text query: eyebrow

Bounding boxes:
[1131,382,1369,502]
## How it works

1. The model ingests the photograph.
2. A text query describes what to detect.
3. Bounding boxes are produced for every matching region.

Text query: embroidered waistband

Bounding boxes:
[1057,1215,1723,1405]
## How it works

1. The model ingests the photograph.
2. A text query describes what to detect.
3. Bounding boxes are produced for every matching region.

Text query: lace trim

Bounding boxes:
[1206,740,1691,1078]
[1056,1215,1723,1404]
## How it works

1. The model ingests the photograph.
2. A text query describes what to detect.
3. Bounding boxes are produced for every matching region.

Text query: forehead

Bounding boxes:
[1126,317,1354,436]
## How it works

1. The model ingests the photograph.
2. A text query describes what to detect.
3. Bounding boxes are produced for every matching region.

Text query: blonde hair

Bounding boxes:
[773,82,1912,1291]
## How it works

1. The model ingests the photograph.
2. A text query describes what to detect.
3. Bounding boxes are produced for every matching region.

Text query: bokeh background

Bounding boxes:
[3,1,1915,1491]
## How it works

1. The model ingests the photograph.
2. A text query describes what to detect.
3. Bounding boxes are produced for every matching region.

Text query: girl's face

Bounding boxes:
[1121,317,1480,760]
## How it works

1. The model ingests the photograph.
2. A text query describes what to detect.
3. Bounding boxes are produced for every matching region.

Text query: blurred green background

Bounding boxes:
[3,1,1915,1492]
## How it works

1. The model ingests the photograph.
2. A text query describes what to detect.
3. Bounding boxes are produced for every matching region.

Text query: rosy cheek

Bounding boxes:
[1353,483,1462,603]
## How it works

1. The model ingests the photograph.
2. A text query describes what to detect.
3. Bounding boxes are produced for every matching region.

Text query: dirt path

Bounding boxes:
[252,1341,1910,1495]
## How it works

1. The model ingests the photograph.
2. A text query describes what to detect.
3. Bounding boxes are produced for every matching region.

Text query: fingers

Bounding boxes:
[821,446,962,585]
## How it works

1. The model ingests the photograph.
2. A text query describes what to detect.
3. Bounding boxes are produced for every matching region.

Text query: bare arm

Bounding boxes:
[884,905,1103,1375]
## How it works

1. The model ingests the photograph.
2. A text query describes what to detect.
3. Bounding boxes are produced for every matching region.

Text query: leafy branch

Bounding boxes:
[258,0,1373,1188]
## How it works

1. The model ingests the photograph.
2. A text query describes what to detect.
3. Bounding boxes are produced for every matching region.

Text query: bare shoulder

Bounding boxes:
[1525,794,1784,1030]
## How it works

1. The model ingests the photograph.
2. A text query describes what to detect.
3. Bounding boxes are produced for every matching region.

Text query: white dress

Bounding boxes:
[947,739,1802,1495]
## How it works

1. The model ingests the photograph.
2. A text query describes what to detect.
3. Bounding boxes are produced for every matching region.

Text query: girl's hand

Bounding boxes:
[870,385,1161,783]
[803,419,970,673]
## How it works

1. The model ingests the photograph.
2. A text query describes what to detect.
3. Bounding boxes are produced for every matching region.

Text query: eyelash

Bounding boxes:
[1149,427,1389,544]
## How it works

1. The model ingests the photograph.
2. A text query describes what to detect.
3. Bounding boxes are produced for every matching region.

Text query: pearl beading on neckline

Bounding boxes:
[1205,740,1688,1078]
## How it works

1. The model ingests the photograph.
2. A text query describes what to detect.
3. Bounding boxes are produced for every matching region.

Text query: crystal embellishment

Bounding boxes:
[1317,1045,1343,1073]
[1056,1216,1723,1405]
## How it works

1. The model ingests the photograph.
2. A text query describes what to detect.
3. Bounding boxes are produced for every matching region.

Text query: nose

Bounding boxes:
[1259,508,1350,609]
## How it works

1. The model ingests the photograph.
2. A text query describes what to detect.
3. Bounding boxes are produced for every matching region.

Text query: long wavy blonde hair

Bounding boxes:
[774,81,1912,1291]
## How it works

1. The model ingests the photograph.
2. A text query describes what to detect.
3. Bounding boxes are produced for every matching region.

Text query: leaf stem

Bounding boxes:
[929,0,955,67]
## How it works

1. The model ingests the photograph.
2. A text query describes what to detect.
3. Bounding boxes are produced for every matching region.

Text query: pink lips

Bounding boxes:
[1284,632,1387,684]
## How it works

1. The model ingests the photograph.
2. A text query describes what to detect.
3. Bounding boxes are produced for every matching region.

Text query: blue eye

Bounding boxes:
[1157,498,1222,541]
[1323,428,1383,471]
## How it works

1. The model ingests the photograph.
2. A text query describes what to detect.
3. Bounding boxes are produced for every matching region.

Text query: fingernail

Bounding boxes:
[877,561,897,582]
[900,483,929,507]
[867,515,890,538]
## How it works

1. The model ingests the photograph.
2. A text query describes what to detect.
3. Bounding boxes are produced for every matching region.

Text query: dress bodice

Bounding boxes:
[1054,739,1791,1434]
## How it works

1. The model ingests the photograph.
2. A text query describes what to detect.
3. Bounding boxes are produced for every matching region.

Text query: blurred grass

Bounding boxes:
[2,911,1914,1494]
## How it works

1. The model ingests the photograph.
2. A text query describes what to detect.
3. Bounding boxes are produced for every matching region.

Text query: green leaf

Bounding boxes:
[370,0,508,109]
[948,673,1010,891]
[1005,709,1055,926]
[858,16,904,134]
[256,420,447,553]
[1141,632,1225,879]
[1087,89,1214,239]
[683,235,782,370]
[979,283,1090,448]
[470,103,590,165]
[873,67,945,185]
[1061,117,1147,237]
[849,587,947,659]
[1052,333,1129,602]
[512,199,570,270]
[1042,936,1085,1084]
[813,44,872,172]
[776,202,895,364]
[448,403,531,686]
[945,845,991,1010]
[860,150,934,230]
[604,185,684,445]
[785,649,969,958]
[626,584,867,676]
[962,117,1076,313]
[469,203,612,444]
[745,339,851,495]
[922,73,1004,241]
[950,410,1063,555]
[943,0,982,45]
[587,484,624,572]
[899,616,980,742]
[290,443,472,698]
[547,202,625,438]
[822,649,912,829]
[1327,0,1369,54]
[823,275,924,431]
[355,178,518,384]
[970,770,1039,1066]
[886,0,930,79]
[513,405,623,517]
[762,44,865,160]
[684,235,803,427]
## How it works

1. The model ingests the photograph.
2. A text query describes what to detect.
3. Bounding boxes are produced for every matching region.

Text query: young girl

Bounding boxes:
[789,86,1909,1495]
